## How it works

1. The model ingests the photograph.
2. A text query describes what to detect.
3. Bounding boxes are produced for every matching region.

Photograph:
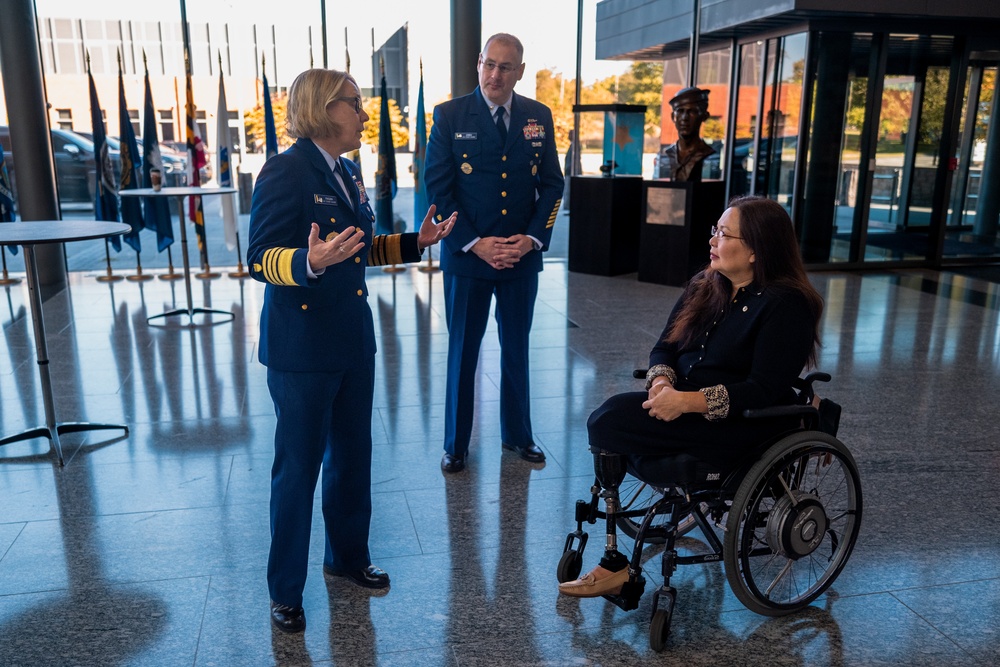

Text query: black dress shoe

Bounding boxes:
[502,441,546,463]
[270,601,305,633]
[323,564,391,589]
[441,452,466,473]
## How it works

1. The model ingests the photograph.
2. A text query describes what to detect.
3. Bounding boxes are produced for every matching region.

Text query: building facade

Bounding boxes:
[596,0,1000,268]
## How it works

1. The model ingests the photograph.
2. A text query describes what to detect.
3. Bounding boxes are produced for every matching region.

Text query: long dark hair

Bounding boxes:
[666,195,824,366]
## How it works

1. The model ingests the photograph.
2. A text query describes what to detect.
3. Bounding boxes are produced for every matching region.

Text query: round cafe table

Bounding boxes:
[0,220,131,465]
[119,186,237,325]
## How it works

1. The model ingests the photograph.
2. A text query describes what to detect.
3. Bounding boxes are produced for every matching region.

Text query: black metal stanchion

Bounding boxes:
[417,244,440,273]
[228,229,249,279]
[95,239,124,282]
[159,246,183,280]
[195,241,221,279]
[126,250,155,282]
[0,246,21,285]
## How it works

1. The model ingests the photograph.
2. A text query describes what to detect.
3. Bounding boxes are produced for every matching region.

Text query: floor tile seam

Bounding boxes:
[887,589,983,663]
[401,490,427,556]
[882,575,1000,594]
[191,573,213,667]
[0,573,213,599]
[0,522,27,566]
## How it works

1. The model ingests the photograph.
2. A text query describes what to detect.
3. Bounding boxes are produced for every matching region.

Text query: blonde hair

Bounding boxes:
[286,69,357,140]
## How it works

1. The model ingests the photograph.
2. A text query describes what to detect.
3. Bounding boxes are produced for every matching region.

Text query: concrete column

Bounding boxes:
[450,0,481,98]
[0,0,66,288]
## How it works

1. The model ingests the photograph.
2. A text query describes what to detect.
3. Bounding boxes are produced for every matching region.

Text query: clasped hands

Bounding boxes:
[643,381,686,422]
[472,234,534,270]
[307,204,457,272]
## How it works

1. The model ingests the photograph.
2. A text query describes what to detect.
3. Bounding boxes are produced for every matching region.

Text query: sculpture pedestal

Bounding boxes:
[568,176,643,276]
[638,180,726,286]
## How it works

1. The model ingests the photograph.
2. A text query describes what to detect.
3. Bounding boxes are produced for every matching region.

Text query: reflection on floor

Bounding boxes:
[2,260,999,666]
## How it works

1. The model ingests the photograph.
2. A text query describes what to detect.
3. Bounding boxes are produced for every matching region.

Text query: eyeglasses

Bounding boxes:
[710,225,743,240]
[334,96,363,113]
[479,57,518,75]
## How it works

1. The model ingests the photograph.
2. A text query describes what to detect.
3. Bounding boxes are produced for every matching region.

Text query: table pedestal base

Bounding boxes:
[147,306,235,325]
[0,422,129,466]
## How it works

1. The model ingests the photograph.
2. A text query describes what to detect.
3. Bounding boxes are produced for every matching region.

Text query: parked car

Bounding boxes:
[79,133,189,187]
[0,126,121,210]
[162,139,213,182]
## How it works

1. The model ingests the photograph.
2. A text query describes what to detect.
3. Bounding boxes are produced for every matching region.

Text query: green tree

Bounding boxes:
[244,92,290,153]
[614,61,665,137]
[361,97,409,150]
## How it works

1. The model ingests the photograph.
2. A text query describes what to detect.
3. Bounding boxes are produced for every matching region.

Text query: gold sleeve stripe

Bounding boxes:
[261,247,299,286]
[546,199,562,228]
[368,234,403,267]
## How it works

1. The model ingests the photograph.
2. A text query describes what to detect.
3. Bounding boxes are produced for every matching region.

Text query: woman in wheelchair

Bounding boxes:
[559,195,826,599]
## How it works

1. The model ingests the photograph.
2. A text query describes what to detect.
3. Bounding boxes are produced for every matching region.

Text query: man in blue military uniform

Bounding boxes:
[425,32,564,473]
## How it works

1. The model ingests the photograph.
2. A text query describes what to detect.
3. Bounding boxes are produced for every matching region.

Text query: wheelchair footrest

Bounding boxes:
[575,499,598,524]
[603,574,645,612]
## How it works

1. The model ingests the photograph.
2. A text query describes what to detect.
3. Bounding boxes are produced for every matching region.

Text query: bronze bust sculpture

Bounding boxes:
[657,87,715,182]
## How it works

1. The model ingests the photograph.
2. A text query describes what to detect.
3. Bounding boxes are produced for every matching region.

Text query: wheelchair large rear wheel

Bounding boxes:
[724,431,862,616]
[615,475,699,544]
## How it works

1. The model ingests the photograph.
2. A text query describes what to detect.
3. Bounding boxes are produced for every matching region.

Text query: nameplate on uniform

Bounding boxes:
[455,132,477,140]
[314,194,339,206]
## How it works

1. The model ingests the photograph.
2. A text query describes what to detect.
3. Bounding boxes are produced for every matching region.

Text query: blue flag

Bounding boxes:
[89,70,121,250]
[374,71,397,235]
[141,62,173,252]
[0,141,16,255]
[262,67,278,160]
[118,66,143,253]
[413,63,428,228]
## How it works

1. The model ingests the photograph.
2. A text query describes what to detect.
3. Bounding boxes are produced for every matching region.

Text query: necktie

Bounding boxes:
[333,160,353,210]
[495,106,508,146]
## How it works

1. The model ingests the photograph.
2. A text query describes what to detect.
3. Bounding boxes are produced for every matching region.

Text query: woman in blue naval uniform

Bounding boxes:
[247,68,455,634]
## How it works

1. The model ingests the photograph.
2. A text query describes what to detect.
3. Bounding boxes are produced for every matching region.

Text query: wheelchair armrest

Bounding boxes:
[794,372,831,404]
[742,405,818,420]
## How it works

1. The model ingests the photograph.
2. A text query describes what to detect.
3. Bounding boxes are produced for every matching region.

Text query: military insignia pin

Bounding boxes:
[522,120,545,140]
[461,162,473,175]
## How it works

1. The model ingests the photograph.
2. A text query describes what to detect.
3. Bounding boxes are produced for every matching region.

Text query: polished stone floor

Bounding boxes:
[2,215,1000,665]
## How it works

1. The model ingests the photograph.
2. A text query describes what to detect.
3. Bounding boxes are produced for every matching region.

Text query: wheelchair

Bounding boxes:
[557,372,862,652]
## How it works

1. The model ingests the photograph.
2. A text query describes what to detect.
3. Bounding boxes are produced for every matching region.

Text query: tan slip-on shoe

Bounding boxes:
[558,564,630,598]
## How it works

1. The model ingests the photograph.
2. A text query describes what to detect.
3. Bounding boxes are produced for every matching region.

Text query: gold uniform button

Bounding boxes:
[502,173,507,179]
[437,214,443,221]
[501,209,507,215]
[462,153,468,158]
[301,304,308,310]
[502,155,507,162]
[357,289,363,296]
[354,257,361,263]
[501,191,507,197]
[330,217,336,223]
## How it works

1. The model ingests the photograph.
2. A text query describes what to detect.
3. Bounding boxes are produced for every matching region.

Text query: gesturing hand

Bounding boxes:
[307,223,365,273]
[417,204,457,250]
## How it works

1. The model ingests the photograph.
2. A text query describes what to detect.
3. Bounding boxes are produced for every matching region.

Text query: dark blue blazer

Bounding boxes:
[247,138,421,373]
[424,88,563,280]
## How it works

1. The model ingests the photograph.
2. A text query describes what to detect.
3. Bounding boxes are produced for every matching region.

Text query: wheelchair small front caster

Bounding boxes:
[557,549,583,583]
[649,587,676,652]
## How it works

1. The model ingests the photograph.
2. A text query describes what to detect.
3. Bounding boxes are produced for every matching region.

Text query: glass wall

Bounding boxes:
[730,40,763,197]
[728,32,807,209]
